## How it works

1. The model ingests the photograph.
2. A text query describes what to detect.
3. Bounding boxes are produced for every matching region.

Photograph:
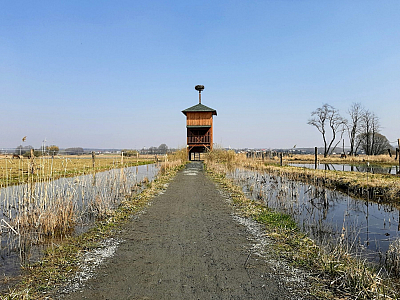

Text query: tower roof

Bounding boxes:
[182,103,217,116]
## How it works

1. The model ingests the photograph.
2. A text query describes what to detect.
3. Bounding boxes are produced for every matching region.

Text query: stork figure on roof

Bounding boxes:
[195,85,204,104]
[182,85,217,161]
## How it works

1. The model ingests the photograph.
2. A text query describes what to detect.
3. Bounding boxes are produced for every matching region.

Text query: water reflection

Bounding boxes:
[290,163,398,174]
[0,164,158,278]
[228,168,400,263]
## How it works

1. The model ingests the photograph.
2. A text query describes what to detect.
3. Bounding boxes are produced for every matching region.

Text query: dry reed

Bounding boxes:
[205,156,400,299]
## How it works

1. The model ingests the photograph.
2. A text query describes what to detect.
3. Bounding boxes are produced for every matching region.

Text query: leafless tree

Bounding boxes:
[347,102,364,156]
[308,104,347,157]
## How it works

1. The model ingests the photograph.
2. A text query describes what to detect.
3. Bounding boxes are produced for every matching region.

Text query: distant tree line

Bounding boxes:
[63,147,84,155]
[121,149,139,157]
[141,144,170,155]
[308,103,393,157]
[12,145,85,157]
[9,144,174,157]
[13,145,60,157]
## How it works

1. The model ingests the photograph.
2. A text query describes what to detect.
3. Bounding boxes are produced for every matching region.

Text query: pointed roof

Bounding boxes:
[182,103,217,116]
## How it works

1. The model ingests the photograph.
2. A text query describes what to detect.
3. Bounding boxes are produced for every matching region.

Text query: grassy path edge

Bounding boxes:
[205,162,399,299]
[1,163,186,300]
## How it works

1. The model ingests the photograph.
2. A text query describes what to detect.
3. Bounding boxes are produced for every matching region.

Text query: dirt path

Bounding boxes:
[62,162,308,299]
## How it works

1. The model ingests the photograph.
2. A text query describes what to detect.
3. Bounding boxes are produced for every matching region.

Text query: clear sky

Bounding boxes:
[1,1,399,150]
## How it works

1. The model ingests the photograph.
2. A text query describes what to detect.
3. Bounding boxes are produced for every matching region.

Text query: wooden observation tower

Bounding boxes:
[182,85,217,160]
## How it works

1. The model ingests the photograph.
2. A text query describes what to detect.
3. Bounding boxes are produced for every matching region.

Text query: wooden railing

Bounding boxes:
[188,136,210,144]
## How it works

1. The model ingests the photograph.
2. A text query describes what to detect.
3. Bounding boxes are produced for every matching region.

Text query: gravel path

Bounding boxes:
[63,162,308,299]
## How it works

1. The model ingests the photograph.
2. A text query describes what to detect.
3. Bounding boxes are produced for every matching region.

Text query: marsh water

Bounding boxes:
[0,164,158,279]
[227,167,400,264]
[289,163,399,174]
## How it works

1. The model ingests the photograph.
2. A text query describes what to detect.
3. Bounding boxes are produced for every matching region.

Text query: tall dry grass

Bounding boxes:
[205,155,400,298]
[206,151,400,203]
[0,150,188,240]
[0,156,161,241]
[259,153,398,165]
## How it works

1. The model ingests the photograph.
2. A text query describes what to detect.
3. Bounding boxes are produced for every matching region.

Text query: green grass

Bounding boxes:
[254,210,297,230]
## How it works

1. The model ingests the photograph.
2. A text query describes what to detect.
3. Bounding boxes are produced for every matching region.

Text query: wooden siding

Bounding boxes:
[186,112,213,127]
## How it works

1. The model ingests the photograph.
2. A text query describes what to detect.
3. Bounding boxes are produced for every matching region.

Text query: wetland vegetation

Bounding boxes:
[0,150,187,298]
[205,149,400,299]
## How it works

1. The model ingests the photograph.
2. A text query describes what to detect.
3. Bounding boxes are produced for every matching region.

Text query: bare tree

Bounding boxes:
[347,102,364,156]
[308,104,347,157]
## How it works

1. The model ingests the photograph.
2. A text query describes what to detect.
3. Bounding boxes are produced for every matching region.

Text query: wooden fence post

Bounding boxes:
[30,149,35,175]
[314,147,318,169]
[398,139,400,172]
[279,153,283,166]
[92,151,95,169]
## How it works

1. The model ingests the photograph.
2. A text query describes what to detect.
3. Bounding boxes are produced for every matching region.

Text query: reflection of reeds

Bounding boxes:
[206,151,400,203]
[0,157,186,298]
[205,151,400,298]
[0,151,187,247]
[0,158,160,244]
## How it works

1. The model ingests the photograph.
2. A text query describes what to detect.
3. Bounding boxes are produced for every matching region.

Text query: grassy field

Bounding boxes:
[0,154,157,187]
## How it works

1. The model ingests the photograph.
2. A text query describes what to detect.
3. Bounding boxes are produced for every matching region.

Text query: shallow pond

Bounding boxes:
[0,164,158,279]
[289,163,398,175]
[228,168,400,263]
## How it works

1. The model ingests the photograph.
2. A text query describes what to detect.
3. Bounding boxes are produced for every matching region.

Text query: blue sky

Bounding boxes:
[1,1,399,150]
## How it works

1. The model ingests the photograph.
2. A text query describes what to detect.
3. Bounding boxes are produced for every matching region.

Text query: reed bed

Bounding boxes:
[0,150,187,241]
[0,157,187,299]
[222,152,400,204]
[0,154,164,282]
[251,153,398,166]
[2,164,158,236]
[205,156,400,299]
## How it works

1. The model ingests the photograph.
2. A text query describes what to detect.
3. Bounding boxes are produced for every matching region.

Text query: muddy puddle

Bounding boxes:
[227,168,400,264]
[289,163,398,174]
[0,164,158,280]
